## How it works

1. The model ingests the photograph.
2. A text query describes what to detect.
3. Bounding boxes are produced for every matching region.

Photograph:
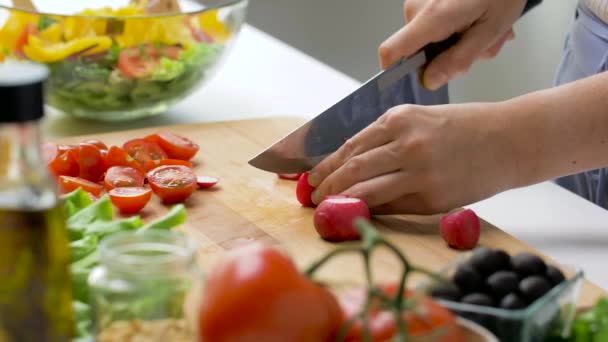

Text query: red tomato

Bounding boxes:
[339,284,463,342]
[199,243,343,342]
[78,143,106,182]
[81,139,108,151]
[58,144,78,155]
[14,23,37,55]
[48,150,79,178]
[58,176,103,196]
[123,139,168,166]
[146,132,199,161]
[108,187,152,214]
[104,166,145,191]
[147,165,196,204]
[143,159,193,172]
[105,146,145,175]
[118,45,183,78]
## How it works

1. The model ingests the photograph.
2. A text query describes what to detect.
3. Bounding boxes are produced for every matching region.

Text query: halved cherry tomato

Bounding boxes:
[277,173,302,180]
[42,142,59,164]
[105,146,145,175]
[145,132,199,161]
[339,284,463,342]
[104,166,145,191]
[147,165,196,204]
[58,176,103,196]
[118,45,183,78]
[199,243,343,342]
[144,159,193,172]
[81,139,108,151]
[78,143,106,182]
[48,150,79,178]
[58,144,78,154]
[15,23,37,55]
[108,187,152,214]
[123,139,168,167]
[196,176,219,189]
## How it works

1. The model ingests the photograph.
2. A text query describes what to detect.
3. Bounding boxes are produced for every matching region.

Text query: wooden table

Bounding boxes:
[56,117,606,308]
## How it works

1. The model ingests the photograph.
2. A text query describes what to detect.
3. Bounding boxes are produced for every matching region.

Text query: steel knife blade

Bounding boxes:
[248,36,458,174]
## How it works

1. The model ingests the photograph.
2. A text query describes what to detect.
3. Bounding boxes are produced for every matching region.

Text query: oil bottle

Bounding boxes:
[0,61,73,341]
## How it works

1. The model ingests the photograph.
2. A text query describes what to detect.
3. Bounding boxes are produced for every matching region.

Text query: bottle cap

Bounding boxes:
[0,61,49,123]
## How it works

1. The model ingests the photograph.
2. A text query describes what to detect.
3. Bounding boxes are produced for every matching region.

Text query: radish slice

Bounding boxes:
[277,173,302,180]
[197,176,219,189]
[313,197,371,242]
[296,173,315,207]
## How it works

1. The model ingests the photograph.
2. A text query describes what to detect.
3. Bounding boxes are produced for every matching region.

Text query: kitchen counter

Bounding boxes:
[44,24,608,292]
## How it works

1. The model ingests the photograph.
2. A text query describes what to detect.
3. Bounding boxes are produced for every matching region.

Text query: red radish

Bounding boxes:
[296,173,316,207]
[277,173,302,180]
[313,197,371,242]
[197,176,219,189]
[439,209,480,250]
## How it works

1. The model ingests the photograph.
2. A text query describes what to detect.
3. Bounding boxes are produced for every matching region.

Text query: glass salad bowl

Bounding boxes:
[0,0,247,121]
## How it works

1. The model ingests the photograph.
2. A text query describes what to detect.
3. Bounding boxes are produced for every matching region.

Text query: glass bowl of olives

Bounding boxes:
[418,247,583,342]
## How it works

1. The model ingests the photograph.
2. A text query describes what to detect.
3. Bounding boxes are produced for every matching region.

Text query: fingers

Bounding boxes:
[479,29,515,60]
[311,142,403,204]
[369,194,430,215]
[340,171,417,209]
[422,23,509,90]
[308,120,392,188]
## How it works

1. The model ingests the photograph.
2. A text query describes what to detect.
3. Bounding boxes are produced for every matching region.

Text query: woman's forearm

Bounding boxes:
[498,71,608,187]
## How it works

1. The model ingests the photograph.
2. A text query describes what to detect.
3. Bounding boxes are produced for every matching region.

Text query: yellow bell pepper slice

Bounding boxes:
[0,11,38,52]
[38,23,62,43]
[0,50,5,63]
[199,9,231,42]
[23,35,112,63]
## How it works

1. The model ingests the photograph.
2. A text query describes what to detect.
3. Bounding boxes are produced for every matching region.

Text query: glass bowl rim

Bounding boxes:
[0,0,247,19]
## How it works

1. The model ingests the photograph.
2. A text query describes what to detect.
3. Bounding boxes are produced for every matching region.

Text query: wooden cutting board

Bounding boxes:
[55,116,605,307]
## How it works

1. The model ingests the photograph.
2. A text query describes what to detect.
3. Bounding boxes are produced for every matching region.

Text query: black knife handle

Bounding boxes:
[422,33,460,65]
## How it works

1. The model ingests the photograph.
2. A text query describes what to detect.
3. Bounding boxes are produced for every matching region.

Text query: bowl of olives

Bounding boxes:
[419,247,583,342]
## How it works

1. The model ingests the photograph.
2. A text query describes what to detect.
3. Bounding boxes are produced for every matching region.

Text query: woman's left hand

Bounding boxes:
[307,102,518,215]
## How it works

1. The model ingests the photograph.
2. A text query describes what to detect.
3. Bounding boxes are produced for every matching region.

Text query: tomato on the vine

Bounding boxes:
[199,244,343,342]
[338,284,463,342]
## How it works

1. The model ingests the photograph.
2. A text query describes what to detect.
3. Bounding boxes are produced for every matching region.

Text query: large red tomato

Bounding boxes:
[199,244,343,342]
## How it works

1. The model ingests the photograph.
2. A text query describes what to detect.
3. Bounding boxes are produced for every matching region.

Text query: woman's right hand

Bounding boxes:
[380,0,528,90]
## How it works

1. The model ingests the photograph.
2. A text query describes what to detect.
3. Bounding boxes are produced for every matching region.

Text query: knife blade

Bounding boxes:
[248,36,458,174]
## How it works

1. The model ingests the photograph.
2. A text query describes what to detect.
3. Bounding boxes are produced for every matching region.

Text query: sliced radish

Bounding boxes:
[277,173,302,180]
[197,176,219,189]
[296,173,316,207]
[439,209,480,250]
[313,197,371,242]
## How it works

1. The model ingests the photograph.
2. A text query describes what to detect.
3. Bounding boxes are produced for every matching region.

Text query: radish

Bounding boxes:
[277,173,302,180]
[439,209,480,250]
[296,173,316,207]
[197,176,219,189]
[313,197,371,242]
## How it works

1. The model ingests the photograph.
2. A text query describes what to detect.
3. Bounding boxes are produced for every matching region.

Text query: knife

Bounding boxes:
[248,35,459,174]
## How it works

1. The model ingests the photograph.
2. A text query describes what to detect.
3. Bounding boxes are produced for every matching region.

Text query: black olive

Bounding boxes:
[500,293,528,310]
[487,270,519,298]
[511,253,547,277]
[519,275,552,302]
[462,293,495,307]
[546,265,566,286]
[453,263,485,294]
[471,247,511,275]
[430,283,461,302]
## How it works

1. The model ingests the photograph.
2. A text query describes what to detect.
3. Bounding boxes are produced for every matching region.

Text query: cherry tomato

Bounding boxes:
[78,143,106,182]
[105,146,145,175]
[108,187,152,214]
[199,243,343,342]
[81,139,108,151]
[146,132,199,161]
[123,139,168,166]
[14,23,37,55]
[277,173,302,180]
[143,159,193,172]
[58,176,103,196]
[118,45,183,78]
[104,166,145,191]
[147,165,196,204]
[48,150,79,178]
[196,176,219,189]
[58,144,78,154]
[339,284,463,342]
[42,142,59,164]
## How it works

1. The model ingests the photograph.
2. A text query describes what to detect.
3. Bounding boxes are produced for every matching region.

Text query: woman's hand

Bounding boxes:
[307,103,519,215]
[380,0,527,90]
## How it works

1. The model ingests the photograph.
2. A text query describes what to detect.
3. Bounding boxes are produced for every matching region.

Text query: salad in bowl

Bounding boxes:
[0,0,247,121]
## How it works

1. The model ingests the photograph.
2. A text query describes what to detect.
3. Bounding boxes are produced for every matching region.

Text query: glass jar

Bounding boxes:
[88,230,200,341]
